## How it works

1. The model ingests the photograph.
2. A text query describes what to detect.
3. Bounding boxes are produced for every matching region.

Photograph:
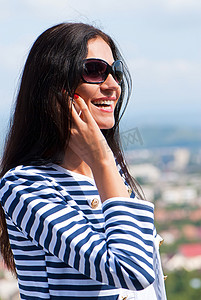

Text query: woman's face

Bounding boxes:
[75,37,121,129]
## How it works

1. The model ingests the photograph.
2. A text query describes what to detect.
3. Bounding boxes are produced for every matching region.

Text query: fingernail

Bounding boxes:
[73,94,79,100]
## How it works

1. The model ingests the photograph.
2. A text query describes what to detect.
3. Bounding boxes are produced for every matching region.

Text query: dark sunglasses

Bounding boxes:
[81,58,124,84]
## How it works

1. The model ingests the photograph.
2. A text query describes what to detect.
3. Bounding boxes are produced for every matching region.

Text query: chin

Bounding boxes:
[95,117,115,130]
[99,123,115,130]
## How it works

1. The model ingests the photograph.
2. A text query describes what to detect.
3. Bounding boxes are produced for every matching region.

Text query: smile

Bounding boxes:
[91,100,114,112]
[92,100,113,107]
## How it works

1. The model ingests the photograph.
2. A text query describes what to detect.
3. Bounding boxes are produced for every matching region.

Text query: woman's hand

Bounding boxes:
[69,95,113,168]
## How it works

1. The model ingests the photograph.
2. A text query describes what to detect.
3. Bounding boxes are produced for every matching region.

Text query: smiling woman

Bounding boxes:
[0,22,167,300]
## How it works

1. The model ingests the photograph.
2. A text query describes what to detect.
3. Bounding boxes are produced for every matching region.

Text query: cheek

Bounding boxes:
[75,84,97,101]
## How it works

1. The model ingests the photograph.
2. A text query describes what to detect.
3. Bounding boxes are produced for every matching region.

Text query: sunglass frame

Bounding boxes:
[81,58,124,84]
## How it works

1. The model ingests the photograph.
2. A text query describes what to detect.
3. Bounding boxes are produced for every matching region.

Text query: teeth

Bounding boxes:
[92,100,113,105]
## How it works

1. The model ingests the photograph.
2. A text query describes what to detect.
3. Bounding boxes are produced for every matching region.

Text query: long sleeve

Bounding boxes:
[0,165,155,293]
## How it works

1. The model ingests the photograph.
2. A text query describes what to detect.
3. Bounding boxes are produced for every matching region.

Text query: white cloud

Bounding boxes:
[128,58,201,105]
[164,0,201,12]
[131,58,201,80]
[0,41,29,72]
[1,0,201,24]
[0,0,12,19]
[18,0,134,15]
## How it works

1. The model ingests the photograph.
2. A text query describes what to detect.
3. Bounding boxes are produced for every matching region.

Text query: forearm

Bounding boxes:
[91,154,130,202]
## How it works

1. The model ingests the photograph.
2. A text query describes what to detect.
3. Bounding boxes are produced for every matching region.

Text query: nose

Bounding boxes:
[100,73,121,92]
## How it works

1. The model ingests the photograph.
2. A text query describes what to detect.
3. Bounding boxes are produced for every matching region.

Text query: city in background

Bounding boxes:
[124,126,201,300]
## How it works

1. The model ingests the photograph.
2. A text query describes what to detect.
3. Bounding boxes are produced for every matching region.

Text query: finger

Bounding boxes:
[71,102,82,122]
[73,94,92,122]
[72,99,82,117]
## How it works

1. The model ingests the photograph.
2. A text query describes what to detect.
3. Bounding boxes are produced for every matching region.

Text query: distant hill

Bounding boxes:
[120,125,201,150]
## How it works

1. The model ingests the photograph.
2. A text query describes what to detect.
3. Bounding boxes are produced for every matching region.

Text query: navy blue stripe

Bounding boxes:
[105,220,153,235]
[11,244,40,251]
[44,210,83,251]
[69,190,99,196]
[14,255,45,260]
[0,178,7,190]
[94,243,106,282]
[17,198,46,227]
[117,253,154,285]
[48,272,89,280]
[61,180,93,186]
[108,238,153,258]
[53,218,87,258]
[18,283,49,293]
[105,210,153,223]
[105,252,115,287]
[107,229,153,246]
[103,200,153,213]
[83,238,104,276]
[114,258,129,289]
[15,265,47,271]
[18,275,48,282]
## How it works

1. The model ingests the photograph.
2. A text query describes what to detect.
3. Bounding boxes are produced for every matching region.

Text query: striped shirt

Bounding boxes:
[0,164,167,300]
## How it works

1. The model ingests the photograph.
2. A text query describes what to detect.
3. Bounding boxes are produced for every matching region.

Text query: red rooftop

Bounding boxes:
[179,244,201,257]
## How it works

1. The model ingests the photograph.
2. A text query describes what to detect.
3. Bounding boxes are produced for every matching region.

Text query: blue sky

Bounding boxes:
[0,0,201,144]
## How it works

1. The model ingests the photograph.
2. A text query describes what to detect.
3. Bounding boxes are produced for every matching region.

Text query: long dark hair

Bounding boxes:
[0,22,143,274]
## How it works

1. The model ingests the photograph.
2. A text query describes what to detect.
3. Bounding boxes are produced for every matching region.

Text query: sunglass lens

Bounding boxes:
[83,60,107,83]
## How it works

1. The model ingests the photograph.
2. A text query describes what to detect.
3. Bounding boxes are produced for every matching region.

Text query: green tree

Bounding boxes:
[166,270,201,300]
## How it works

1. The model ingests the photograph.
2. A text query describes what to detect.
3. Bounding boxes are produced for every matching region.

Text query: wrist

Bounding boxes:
[89,148,115,170]
[91,157,130,202]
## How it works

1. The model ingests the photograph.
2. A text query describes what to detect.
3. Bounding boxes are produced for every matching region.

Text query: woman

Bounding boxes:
[0,23,167,299]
